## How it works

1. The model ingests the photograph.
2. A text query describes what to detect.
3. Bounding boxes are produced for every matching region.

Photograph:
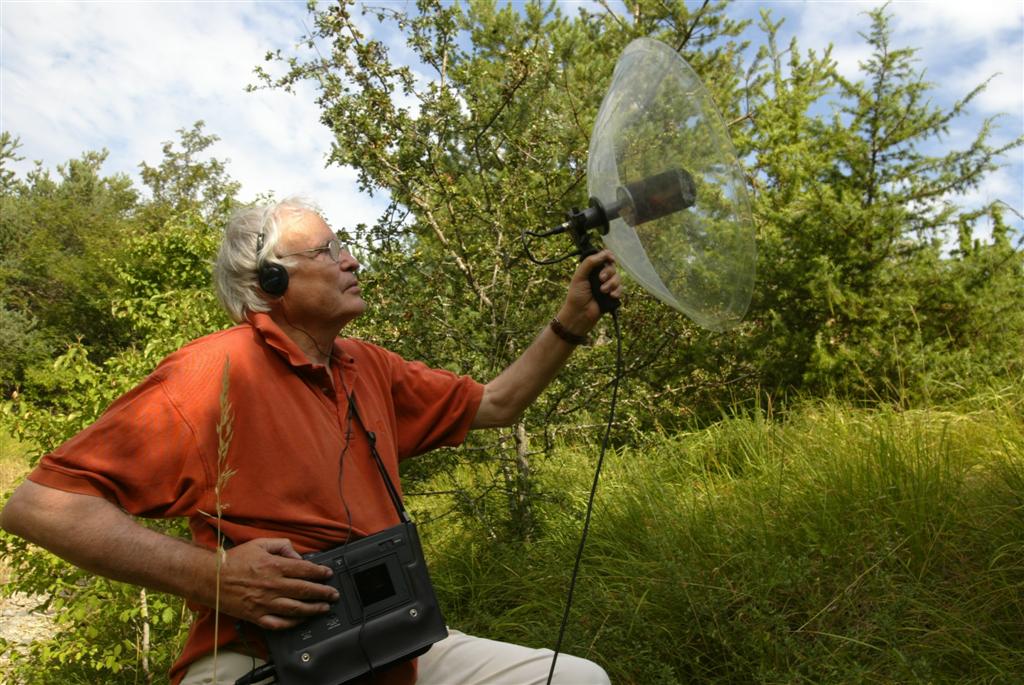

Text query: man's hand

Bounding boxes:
[561,249,623,334]
[217,538,339,630]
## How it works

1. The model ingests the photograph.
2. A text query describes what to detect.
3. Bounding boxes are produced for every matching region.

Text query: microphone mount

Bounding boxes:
[524,167,698,313]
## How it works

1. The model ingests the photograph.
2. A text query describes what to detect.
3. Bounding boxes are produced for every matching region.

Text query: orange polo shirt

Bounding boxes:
[28,313,484,684]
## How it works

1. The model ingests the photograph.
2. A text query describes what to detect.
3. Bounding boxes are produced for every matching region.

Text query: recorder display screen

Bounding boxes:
[353,563,396,607]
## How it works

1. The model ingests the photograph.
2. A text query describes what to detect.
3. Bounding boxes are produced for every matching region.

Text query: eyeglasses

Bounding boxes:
[279,238,344,263]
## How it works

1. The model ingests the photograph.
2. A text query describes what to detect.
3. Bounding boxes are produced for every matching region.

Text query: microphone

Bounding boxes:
[609,167,696,228]
[523,167,698,313]
[557,167,697,239]
[570,168,696,314]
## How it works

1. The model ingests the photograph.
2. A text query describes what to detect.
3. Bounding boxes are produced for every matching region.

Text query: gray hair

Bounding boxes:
[213,196,323,323]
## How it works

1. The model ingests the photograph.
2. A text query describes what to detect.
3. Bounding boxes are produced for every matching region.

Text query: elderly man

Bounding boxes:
[1,197,620,685]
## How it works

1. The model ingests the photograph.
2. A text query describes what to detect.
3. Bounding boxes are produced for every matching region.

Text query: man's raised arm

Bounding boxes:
[472,250,622,429]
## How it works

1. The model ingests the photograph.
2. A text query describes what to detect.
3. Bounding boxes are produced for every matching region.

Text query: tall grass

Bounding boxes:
[420,385,1024,683]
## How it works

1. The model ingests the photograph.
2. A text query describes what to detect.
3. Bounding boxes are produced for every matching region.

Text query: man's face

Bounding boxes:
[275,210,366,330]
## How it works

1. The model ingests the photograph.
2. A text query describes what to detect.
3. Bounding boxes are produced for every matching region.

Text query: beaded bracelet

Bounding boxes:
[549,317,588,346]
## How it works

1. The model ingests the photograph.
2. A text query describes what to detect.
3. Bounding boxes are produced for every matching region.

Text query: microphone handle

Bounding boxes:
[582,248,620,315]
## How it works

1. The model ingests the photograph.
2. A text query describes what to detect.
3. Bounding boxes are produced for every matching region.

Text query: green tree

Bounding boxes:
[0,133,50,388]
[256,0,751,537]
[745,7,1023,403]
[0,122,242,393]
[138,120,241,228]
[0,146,140,374]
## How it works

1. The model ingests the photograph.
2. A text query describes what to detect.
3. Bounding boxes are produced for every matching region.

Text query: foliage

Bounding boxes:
[254,0,1023,538]
[138,121,242,228]
[256,0,753,537]
[0,305,49,390]
[0,121,240,395]
[108,213,232,353]
[0,560,189,683]
[746,8,1023,403]
[0,143,140,371]
[0,131,25,194]
[420,383,1024,683]
[1,125,233,684]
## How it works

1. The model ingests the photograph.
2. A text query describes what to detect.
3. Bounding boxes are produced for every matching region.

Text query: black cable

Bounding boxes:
[233,660,277,685]
[280,303,334,364]
[521,227,580,265]
[546,309,622,685]
[335,386,355,547]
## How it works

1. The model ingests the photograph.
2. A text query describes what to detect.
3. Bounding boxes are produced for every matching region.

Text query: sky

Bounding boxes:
[1,0,1022,240]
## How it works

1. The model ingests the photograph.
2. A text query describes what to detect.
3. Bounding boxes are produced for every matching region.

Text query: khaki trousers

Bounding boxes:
[181,629,610,685]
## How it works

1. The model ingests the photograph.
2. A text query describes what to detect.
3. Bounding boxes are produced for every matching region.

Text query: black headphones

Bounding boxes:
[256,231,289,296]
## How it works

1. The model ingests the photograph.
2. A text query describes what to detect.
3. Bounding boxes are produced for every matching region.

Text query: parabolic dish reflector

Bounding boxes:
[588,38,756,332]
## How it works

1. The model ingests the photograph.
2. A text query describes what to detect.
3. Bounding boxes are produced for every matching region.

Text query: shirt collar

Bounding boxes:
[247,312,355,370]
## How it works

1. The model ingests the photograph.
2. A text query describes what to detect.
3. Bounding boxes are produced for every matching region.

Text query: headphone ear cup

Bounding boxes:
[258,262,289,296]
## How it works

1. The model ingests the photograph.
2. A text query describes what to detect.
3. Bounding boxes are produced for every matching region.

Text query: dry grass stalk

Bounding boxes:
[212,358,236,680]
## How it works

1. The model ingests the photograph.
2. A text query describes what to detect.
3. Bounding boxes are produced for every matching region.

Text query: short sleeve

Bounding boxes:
[344,341,483,458]
[28,374,209,519]
[375,349,484,459]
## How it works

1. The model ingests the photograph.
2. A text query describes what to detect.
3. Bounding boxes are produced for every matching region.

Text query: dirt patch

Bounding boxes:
[0,592,58,676]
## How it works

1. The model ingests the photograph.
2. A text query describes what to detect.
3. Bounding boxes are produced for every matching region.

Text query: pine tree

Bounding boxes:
[746,6,1022,402]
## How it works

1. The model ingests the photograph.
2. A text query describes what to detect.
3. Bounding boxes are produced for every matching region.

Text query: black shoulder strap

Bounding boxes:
[346,393,410,524]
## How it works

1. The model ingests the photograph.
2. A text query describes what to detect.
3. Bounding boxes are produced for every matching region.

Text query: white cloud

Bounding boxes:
[2,0,1019,238]
[946,46,1024,118]
[0,1,387,229]
[785,1,877,79]
[890,0,1024,41]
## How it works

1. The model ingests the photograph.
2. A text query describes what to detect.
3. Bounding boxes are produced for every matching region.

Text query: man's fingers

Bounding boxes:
[255,537,304,560]
[585,251,621,298]
[598,265,622,296]
[577,250,614,278]
[273,555,334,582]
[227,539,333,581]
[274,575,339,603]
[217,538,339,624]
[224,554,339,603]
[218,575,337,625]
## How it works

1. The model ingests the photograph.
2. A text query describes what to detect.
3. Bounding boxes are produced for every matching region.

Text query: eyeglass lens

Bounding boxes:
[328,240,341,261]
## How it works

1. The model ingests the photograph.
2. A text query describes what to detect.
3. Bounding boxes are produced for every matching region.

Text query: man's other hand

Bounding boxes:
[218,538,338,630]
